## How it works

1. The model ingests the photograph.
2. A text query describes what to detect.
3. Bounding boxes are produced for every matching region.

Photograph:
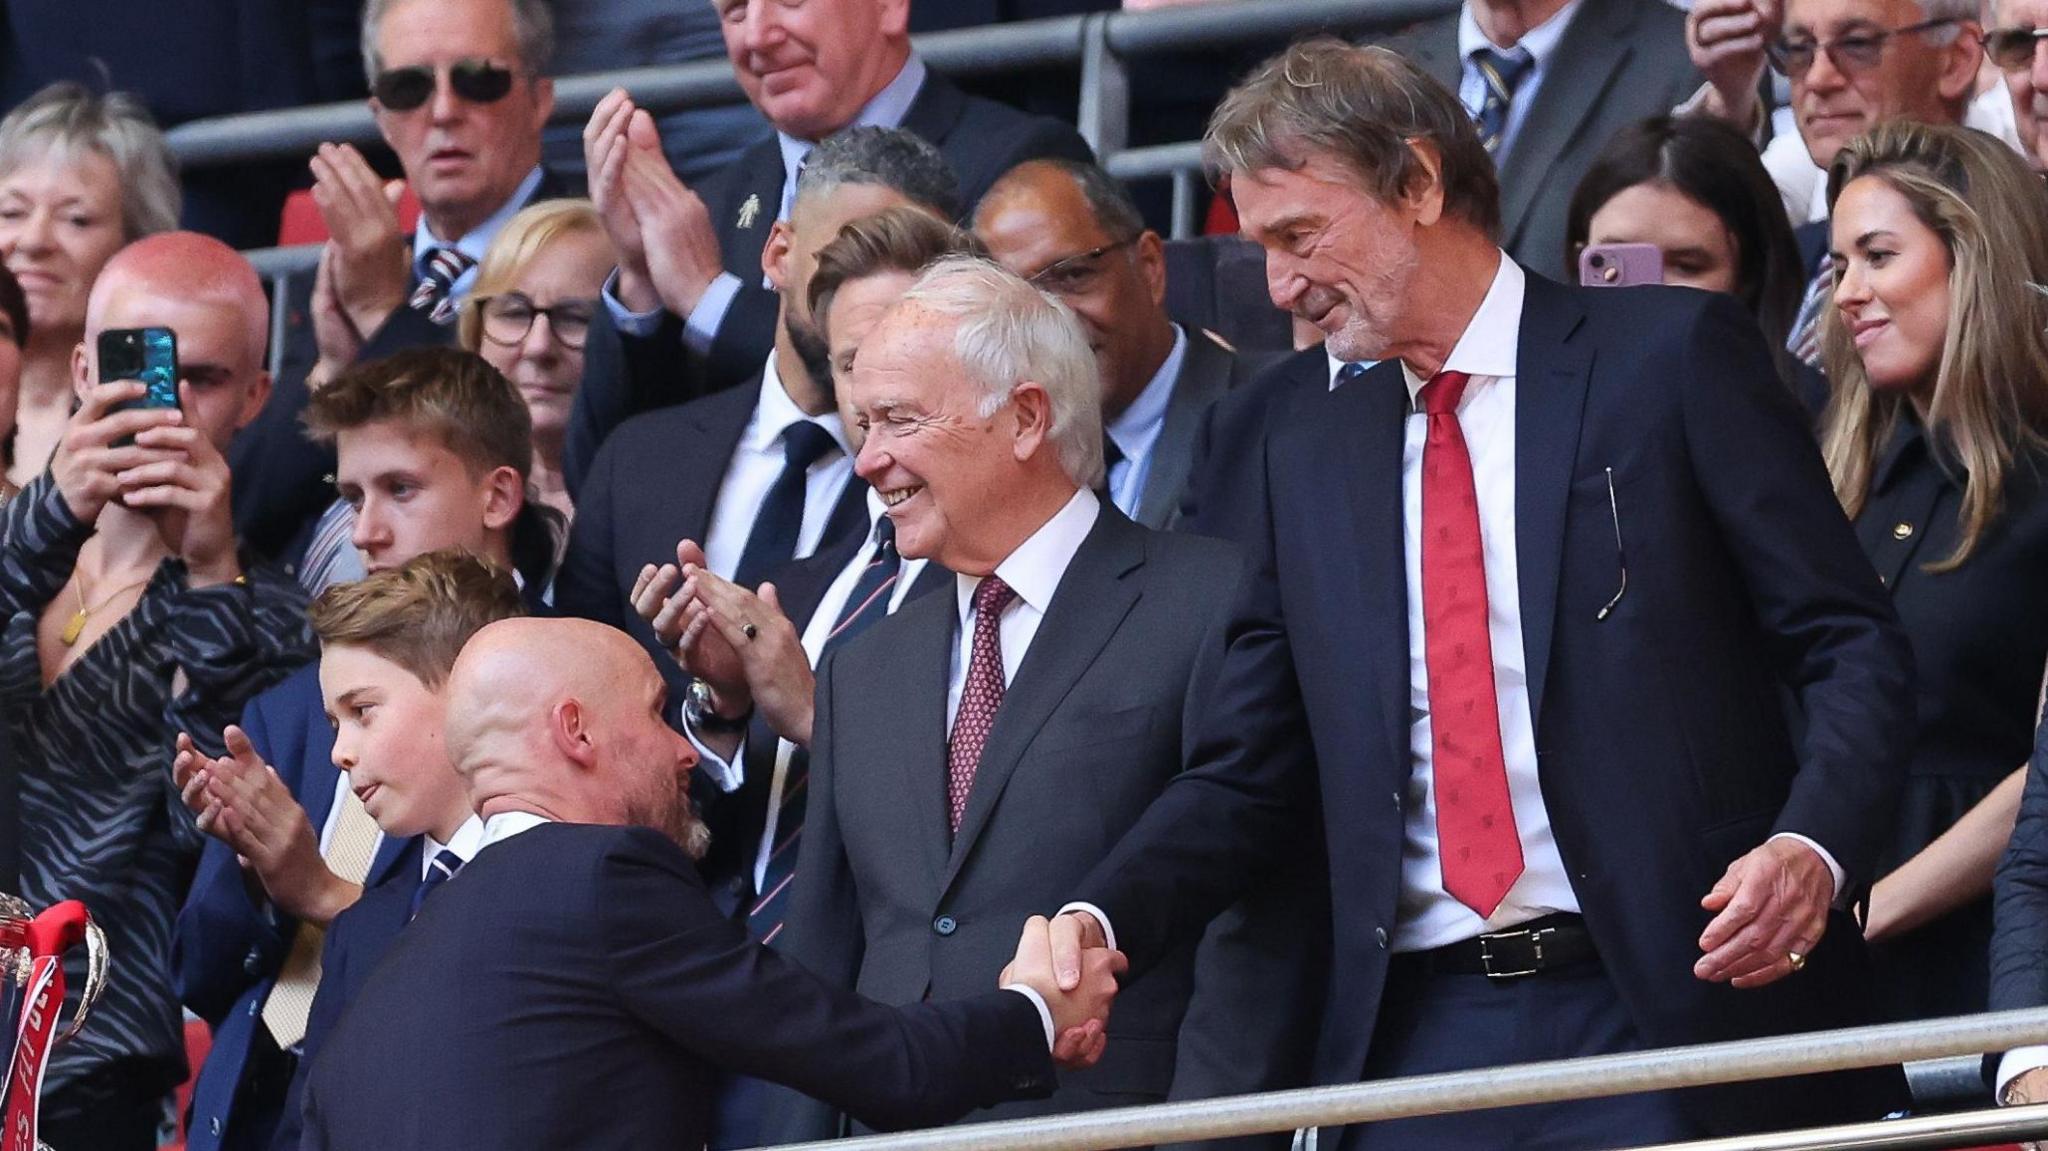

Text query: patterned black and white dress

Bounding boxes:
[0,474,314,1110]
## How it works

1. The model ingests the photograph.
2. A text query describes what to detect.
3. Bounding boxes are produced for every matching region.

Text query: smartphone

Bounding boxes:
[98,327,179,412]
[1578,243,1664,288]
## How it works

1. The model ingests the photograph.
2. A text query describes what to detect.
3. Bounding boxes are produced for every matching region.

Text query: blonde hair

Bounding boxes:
[1820,121,2048,570]
[0,82,180,241]
[310,549,527,689]
[457,198,609,352]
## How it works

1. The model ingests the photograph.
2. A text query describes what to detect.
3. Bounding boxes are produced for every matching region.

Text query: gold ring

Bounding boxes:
[1787,950,1806,971]
[741,622,758,641]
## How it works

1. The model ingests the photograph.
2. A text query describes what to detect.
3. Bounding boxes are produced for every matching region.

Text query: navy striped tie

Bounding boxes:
[1471,47,1534,155]
[408,848,464,920]
[409,247,476,326]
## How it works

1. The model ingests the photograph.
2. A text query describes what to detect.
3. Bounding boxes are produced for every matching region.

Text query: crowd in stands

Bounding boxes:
[6,0,2048,1148]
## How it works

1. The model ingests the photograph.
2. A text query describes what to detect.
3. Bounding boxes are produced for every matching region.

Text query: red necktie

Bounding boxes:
[948,576,1016,834]
[1419,370,1523,917]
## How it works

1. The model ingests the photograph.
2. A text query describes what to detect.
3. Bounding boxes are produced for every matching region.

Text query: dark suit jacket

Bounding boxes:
[1077,273,1915,1141]
[1132,327,1262,531]
[173,664,412,1151]
[772,505,1298,1139]
[299,822,1056,1149]
[695,530,953,918]
[1179,346,1330,544]
[564,68,1095,491]
[233,171,568,564]
[1382,0,1699,277]
[554,376,868,694]
[1992,703,2048,1033]
[268,838,423,1151]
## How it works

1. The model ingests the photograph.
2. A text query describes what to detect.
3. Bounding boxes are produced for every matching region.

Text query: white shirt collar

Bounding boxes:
[413,166,544,274]
[750,354,852,458]
[1400,252,1523,403]
[955,488,1101,623]
[775,53,928,172]
[1456,0,1584,66]
[423,813,487,878]
[478,810,552,852]
[1106,326,1188,463]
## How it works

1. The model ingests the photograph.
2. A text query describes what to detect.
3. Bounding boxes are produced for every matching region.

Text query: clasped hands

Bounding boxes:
[173,726,361,926]
[1003,915,1125,1070]
[631,540,817,747]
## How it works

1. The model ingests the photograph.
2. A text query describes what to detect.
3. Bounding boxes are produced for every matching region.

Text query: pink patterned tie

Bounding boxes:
[948,576,1016,834]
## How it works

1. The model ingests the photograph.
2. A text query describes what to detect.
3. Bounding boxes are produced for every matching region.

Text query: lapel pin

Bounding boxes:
[737,194,762,230]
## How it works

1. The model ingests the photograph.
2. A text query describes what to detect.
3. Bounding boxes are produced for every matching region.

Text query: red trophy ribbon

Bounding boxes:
[0,902,105,1151]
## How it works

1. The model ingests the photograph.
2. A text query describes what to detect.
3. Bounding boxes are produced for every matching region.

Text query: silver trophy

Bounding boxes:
[0,895,110,1151]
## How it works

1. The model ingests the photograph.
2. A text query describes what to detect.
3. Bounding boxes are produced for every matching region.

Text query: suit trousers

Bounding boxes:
[1344,953,1703,1151]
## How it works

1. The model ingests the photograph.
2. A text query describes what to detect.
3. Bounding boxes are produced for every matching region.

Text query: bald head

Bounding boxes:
[88,232,268,365]
[446,618,704,850]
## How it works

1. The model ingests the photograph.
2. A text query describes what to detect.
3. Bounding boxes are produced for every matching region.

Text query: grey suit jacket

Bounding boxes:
[1135,327,1262,531]
[773,506,1278,1138]
[1380,0,1700,276]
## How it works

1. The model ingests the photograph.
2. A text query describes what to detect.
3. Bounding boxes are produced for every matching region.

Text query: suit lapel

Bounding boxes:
[368,834,420,892]
[717,140,787,273]
[1512,272,1592,730]
[899,70,971,158]
[884,590,960,887]
[1328,363,1414,779]
[941,511,1145,893]
[1402,16,1463,90]
[1497,0,1637,250]
[1137,327,1235,530]
[674,377,763,549]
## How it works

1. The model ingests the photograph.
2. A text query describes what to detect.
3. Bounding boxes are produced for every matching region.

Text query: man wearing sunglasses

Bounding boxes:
[1984,0,2048,168]
[234,0,566,576]
[563,0,1096,496]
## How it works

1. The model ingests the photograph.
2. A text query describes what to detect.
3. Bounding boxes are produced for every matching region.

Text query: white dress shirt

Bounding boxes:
[412,166,544,305]
[605,56,930,351]
[1455,0,1586,162]
[422,814,486,880]
[699,356,856,582]
[947,489,1101,730]
[1102,328,1188,519]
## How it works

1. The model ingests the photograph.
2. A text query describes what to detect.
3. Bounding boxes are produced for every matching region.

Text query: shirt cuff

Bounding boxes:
[602,269,665,338]
[2000,1047,2048,1101]
[680,711,745,794]
[1055,901,1117,954]
[1002,984,1057,1051]
[682,272,742,355]
[1768,832,1844,902]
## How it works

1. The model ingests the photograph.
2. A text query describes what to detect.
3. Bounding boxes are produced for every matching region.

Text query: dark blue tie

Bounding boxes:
[1471,46,1534,155]
[408,848,464,920]
[1336,361,1368,386]
[734,421,840,588]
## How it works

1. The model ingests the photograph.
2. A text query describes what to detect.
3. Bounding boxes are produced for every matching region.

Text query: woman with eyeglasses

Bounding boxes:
[0,83,179,491]
[458,199,612,522]
[1565,116,1808,390]
[1815,121,2048,1023]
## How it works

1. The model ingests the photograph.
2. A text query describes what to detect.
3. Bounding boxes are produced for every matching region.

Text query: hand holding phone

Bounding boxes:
[98,327,179,415]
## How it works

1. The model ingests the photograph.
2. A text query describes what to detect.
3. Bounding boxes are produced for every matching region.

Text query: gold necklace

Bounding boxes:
[59,573,152,646]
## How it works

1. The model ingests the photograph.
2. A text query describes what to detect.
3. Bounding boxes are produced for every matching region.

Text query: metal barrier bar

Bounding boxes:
[1624,1103,2048,1151]
[754,1008,2048,1151]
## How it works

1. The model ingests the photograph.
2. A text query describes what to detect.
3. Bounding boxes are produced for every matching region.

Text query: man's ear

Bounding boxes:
[1009,381,1052,463]
[549,698,597,768]
[1937,22,1986,106]
[1134,230,1168,309]
[70,340,93,405]
[480,464,524,533]
[237,371,273,431]
[1402,139,1447,229]
[763,219,795,293]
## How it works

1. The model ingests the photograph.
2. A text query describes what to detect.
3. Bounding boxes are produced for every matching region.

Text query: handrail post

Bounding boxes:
[1076,13,1131,159]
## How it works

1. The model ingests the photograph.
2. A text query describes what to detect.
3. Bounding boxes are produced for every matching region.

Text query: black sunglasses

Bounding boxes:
[372,59,517,112]
[1985,25,2048,68]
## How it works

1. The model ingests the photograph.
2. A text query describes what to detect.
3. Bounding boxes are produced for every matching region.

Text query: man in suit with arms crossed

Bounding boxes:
[301,615,1122,1149]
[1046,41,1914,1149]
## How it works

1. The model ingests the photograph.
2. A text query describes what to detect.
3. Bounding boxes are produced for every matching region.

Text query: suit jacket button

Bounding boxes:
[1374,927,1389,948]
[1893,521,1914,540]
[933,915,958,936]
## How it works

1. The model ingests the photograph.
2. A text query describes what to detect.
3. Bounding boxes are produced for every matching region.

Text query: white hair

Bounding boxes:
[1913,0,1979,41]
[898,256,1105,489]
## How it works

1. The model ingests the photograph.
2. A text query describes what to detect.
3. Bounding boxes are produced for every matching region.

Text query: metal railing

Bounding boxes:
[746,1008,2048,1151]
[165,0,1460,299]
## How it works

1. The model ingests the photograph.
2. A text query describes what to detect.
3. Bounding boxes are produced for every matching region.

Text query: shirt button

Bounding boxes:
[933,915,958,937]
[1374,926,1389,948]
[1892,521,1914,540]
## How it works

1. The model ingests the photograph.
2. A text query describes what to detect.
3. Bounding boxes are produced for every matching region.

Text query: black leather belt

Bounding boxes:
[1404,913,1598,980]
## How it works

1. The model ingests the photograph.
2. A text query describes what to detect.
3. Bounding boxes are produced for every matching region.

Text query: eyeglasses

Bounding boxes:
[1766,17,1960,77]
[1984,25,2048,68]
[476,294,595,350]
[372,59,517,112]
[1026,237,1139,298]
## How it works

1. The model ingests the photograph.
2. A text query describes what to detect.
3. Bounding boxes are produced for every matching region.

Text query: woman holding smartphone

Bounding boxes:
[1819,121,2048,1022]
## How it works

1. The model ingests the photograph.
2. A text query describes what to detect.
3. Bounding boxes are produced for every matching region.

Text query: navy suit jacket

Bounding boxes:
[563,69,1094,492]
[1077,273,1915,1140]
[300,822,1055,1149]
[174,663,411,1151]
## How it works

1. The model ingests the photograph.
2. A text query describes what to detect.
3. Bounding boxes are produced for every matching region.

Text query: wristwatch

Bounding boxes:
[684,679,752,734]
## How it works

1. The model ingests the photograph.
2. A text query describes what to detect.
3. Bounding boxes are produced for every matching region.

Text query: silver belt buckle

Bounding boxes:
[1478,926,1547,980]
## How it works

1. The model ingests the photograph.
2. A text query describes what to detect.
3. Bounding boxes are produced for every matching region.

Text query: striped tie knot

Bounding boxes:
[408,847,465,920]
[409,247,478,326]
[1470,46,1535,154]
